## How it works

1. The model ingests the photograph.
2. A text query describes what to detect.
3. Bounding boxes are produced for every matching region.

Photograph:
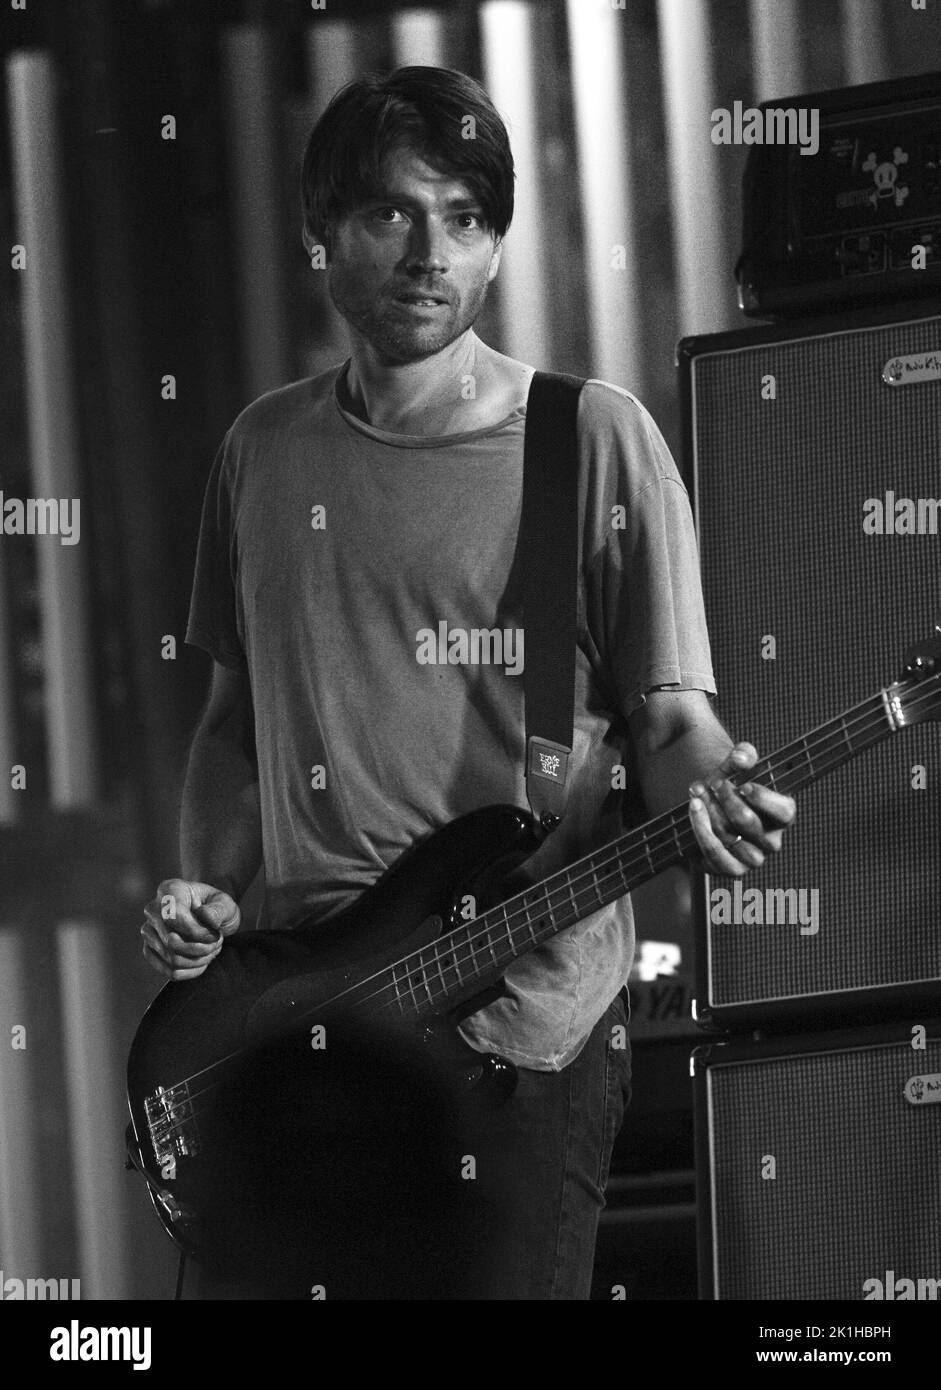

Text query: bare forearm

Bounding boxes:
[180,726,262,901]
[633,703,734,816]
[628,689,795,876]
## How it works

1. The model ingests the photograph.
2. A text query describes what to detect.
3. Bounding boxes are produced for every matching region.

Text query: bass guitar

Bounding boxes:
[126,636,941,1266]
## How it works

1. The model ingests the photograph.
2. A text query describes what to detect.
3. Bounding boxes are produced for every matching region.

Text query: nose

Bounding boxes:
[405,215,450,275]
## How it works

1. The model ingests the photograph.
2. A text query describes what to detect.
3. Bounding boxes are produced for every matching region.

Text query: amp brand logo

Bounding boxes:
[903,1072,941,1105]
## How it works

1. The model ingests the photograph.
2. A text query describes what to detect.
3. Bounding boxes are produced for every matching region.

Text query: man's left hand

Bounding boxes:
[688,741,796,877]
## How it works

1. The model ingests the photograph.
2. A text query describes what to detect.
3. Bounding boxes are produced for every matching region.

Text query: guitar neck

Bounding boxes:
[378,681,909,1023]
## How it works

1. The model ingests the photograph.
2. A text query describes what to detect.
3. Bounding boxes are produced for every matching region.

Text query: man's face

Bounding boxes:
[326,144,503,364]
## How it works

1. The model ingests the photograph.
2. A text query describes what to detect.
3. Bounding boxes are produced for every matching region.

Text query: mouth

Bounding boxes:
[394,293,449,308]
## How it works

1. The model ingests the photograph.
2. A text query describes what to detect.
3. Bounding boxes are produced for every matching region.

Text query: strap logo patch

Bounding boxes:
[539,752,561,778]
[529,739,570,785]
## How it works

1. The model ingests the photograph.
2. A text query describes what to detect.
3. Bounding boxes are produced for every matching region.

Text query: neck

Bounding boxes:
[342,331,482,436]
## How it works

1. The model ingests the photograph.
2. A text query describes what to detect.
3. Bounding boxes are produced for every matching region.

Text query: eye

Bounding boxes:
[372,206,405,224]
[456,212,484,230]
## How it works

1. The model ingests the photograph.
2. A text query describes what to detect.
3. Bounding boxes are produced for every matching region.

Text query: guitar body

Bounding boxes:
[126,804,540,1265]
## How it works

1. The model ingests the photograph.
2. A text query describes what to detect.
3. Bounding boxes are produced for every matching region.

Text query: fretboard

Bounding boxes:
[366,679,915,1024]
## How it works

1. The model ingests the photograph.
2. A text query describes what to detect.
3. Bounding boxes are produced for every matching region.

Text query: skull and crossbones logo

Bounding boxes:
[862,146,910,209]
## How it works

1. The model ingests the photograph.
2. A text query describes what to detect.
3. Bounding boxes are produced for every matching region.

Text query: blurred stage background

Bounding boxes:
[0,0,938,1300]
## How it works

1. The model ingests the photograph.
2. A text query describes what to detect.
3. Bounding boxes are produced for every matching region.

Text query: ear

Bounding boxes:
[486,237,503,283]
[302,222,331,263]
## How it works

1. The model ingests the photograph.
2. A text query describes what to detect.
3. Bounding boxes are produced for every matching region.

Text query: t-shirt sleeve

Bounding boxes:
[185,431,247,670]
[579,381,717,716]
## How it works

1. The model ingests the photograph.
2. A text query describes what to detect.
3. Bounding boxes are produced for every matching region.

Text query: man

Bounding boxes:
[141,66,795,1300]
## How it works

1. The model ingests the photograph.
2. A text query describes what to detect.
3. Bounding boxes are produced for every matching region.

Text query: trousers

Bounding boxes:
[459,988,632,1300]
[186,989,631,1301]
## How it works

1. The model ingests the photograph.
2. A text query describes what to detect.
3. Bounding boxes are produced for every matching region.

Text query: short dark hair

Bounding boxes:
[300,66,514,254]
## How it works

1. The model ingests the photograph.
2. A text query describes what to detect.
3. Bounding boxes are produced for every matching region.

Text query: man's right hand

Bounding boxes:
[141,879,241,981]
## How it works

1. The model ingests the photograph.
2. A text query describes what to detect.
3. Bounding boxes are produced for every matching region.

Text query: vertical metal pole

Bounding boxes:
[305,15,358,114]
[391,8,448,68]
[0,930,43,1277]
[7,52,99,810]
[748,0,808,102]
[0,556,17,826]
[565,0,645,394]
[303,17,360,364]
[839,0,889,86]
[480,0,551,365]
[56,920,132,1299]
[656,0,736,336]
[221,25,292,400]
[63,5,195,879]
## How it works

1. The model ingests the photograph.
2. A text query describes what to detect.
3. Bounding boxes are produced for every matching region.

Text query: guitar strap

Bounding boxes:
[521,370,586,833]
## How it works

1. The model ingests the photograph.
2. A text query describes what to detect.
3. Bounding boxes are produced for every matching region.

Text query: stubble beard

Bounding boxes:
[328,270,492,364]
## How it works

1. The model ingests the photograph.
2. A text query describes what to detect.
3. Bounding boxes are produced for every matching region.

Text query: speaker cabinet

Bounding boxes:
[681,300,941,1029]
[693,1019,941,1300]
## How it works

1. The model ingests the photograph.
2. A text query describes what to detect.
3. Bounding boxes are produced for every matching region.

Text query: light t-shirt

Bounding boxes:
[185,362,716,1069]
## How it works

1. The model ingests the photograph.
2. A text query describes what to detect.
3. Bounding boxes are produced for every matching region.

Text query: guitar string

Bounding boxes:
[309,679,941,1020]
[147,683,940,1149]
[147,677,937,1135]
[147,676,939,1140]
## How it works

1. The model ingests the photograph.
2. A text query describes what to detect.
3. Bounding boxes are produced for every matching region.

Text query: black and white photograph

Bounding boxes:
[0,0,939,1358]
